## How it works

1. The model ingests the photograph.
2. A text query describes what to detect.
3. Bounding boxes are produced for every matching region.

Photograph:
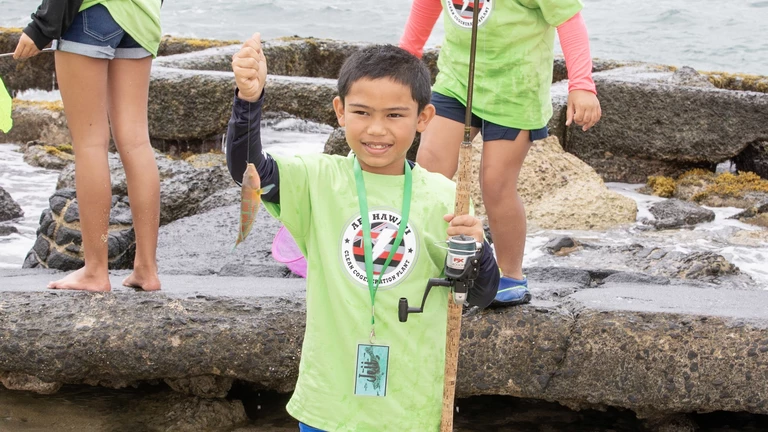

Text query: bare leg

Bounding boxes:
[415,115,479,178]
[480,132,532,280]
[48,52,112,292]
[107,56,161,291]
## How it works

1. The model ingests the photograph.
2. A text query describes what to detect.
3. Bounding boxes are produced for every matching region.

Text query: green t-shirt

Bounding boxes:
[80,0,162,56]
[433,0,583,130]
[265,152,460,431]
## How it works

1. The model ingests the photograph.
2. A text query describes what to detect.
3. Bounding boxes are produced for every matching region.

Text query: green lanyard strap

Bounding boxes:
[353,156,412,331]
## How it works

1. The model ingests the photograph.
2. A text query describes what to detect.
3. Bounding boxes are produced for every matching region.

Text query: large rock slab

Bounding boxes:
[1,270,767,419]
[564,66,768,183]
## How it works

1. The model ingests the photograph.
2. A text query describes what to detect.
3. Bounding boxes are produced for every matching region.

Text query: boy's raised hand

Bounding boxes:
[232,33,268,103]
[444,214,485,244]
[566,89,602,131]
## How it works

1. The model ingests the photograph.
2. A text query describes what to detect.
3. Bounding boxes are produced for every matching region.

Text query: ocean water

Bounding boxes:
[1,0,767,75]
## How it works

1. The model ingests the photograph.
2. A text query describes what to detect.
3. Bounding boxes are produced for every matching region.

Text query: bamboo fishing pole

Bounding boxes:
[441,2,481,431]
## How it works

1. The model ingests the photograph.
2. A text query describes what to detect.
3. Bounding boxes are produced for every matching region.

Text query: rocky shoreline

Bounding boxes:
[1,29,768,431]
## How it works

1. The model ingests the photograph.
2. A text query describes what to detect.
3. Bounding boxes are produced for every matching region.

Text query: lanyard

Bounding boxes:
[354,156,412,342]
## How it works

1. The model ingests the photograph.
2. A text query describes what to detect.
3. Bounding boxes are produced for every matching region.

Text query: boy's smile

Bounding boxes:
[333,78,435,175]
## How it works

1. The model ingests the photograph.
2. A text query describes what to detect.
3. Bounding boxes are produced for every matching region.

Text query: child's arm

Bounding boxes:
[225,33,280,203]
[444,214,500,309]
[399,0,443,58]
[21,0,84,51]
[557,12,602,131]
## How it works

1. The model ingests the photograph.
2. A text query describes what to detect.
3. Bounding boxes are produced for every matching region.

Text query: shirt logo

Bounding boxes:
[445,0,493,28]
[340,209,418,290]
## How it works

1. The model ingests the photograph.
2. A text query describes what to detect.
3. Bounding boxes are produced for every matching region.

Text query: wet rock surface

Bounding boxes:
[22,189,135,271]
[643,199,716,229]
[0,185,24,221]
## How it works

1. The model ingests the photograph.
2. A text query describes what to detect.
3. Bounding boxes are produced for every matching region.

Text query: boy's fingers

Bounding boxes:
[565,102,574,126]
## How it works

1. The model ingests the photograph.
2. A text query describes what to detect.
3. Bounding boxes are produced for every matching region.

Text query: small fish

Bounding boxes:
[234,163,274,249]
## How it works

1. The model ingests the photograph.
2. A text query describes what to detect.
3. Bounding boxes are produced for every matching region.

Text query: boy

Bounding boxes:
[226,34,500,431]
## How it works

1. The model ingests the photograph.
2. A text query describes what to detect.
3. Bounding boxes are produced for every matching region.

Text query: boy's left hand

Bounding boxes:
[444,214,484,244]
[566,89,601,131]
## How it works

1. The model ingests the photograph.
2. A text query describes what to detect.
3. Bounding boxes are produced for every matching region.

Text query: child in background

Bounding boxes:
[400,0,601,305]
[226,34,500,431]
[15,0,162,291]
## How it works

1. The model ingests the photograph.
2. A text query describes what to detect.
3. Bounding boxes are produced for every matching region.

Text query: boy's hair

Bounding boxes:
[337,44,432,112]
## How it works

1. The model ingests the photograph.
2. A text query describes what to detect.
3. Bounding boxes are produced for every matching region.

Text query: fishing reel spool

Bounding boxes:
[398,235,482,322]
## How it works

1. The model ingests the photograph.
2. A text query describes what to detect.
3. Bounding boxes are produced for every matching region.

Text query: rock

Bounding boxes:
[564,66,768,183]
[57,152,234,225]
[197,187,241,214]
[544,236,579,255]
[2,274,768,418]
[156,204,288,277]
[185,151,226,168]
[22,189,136,271]
[733,141,768,180]
[0,224,18,236]
[0,100,70,146]
[728,202,768,227]
[165,375,234,399]
[644,170,768,209]
[668,66,715,88]
[602,271,670,285]
[158,35,242,57]
[519,136,638,230]
[0,372,61,395]
[645,199,715,229]
[0,186,24,222]
[630,248,740,281]
[22,143,75,170]
[148,67,236,142]
[0,28,56,93]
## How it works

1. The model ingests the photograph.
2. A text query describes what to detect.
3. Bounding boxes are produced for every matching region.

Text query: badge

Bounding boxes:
[354,343,390,397]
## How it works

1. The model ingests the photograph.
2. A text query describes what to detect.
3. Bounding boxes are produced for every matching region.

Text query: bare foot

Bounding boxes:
[47,267,111,292]
[122,268,161,291]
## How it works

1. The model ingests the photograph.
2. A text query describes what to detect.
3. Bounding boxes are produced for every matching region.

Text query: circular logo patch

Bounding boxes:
[444,0,493,28]
[340,209,418,290]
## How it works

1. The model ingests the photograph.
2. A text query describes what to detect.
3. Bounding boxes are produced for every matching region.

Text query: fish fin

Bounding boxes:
[259,184,275,195]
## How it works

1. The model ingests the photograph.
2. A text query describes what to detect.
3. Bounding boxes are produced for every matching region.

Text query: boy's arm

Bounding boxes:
[467,240,500,308]
[226,33,280,203]
[225,89,280,203]
[399,0,443,58]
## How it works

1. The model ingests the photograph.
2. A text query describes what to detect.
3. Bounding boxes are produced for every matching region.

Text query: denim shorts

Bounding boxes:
[56,4,151,60]
[431,92,548,142]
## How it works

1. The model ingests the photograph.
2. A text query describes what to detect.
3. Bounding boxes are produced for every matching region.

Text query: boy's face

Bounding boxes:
[333,78,435,175]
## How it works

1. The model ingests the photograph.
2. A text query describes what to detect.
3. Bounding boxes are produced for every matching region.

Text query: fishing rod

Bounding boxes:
[0,47,55,58]
[397,3,483,430]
